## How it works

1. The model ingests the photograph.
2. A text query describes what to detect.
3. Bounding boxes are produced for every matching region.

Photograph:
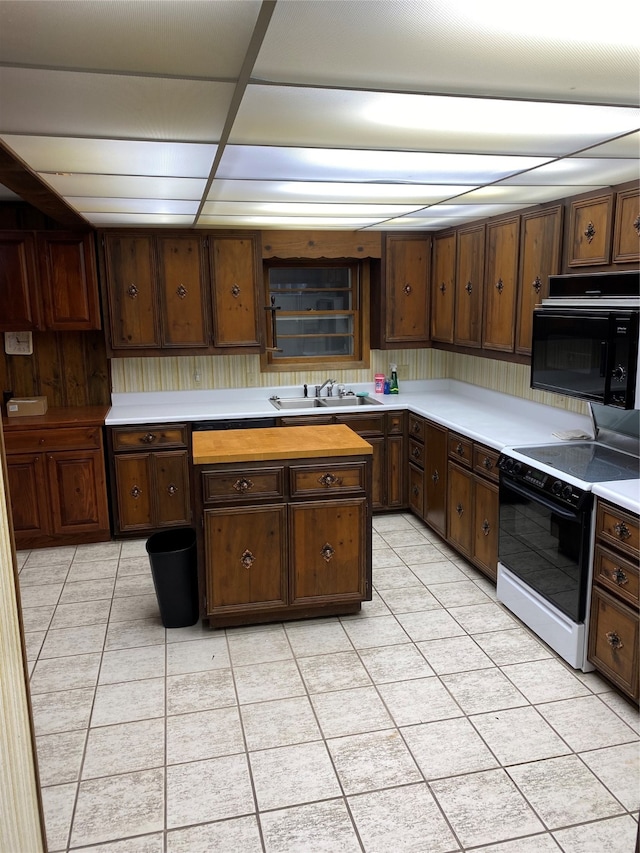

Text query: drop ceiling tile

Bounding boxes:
[201,201,423,216]
[0,0,262,77]
[216,146,550,183]
[404,203,526,219]
[447,185,606,204]
[255,0,640,103]
[232,85,640,155]
[83,213,197,227]
[40,174,207,200]
[0,68,235,141]
[499,158,640,186]
[66,198,199,215]
[0,136,216,177]
[582,132,640,157]
[206,180,477,204]
[196,215,385,229]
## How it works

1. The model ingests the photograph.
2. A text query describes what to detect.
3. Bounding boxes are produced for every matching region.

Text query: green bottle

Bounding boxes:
[389,363,399,394]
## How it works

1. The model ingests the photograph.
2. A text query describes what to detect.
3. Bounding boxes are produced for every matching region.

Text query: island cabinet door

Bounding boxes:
[204,504,287,615]
[289,499,366,604]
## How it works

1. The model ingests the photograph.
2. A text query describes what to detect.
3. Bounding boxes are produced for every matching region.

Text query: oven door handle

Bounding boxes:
[500,477,582,521]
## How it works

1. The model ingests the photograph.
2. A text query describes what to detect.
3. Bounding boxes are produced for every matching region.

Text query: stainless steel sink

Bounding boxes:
[320,396,383,407]
[269,395,383,410]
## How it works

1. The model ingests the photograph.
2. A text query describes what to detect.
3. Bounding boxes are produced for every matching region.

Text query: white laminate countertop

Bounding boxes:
[106,379,639,513]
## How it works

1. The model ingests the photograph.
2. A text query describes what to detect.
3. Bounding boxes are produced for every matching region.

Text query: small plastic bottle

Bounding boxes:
[389,364,399,394]
[383,377,390,394]
[374,373,385,394]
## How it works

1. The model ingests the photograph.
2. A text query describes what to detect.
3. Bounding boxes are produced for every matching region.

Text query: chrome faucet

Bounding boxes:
[315,378,336,397]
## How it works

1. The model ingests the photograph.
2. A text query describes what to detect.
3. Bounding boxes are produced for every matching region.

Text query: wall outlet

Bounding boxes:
[4,331,33,355]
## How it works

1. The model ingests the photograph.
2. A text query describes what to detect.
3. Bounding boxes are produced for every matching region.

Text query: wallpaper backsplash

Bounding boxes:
[110,350,588,416]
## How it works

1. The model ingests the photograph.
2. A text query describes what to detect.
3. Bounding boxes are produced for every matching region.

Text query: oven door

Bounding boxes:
[498,474,592,623]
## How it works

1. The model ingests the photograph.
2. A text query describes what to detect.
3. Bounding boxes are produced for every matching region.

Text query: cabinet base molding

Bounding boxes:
[205,601,361,630]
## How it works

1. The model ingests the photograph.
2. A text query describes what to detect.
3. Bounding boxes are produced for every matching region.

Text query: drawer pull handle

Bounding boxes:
[584,221,596,243]
[483,456,493,470]
[321,542,335,562]
[176,284,187,299]
[432,470,439,484]
[231,283,241,298]
[412,485,420,497]
[240,549,255,569]
[318,472,342,488]
[606,631,623,650]
[130,485,141,499]
[167,483,178,496]
[481,519,491,536]
[233,477,254,494]
[403,283,412,295]
[141,432,156,444]
[412,422,421,434]
[127,283,139,298]
[495,278,504,294]
[439,282,446,294]
[611,567,629,586]
[412,446,421,459]
[533,276,542,294]
[613,522,631,540]
[456,503,464,517]
[456,443,465,456]
[465,281,473,295]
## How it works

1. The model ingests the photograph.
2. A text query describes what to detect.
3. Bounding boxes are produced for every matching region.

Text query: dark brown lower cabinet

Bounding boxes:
[198,454,372,628]
[406,414,447,538]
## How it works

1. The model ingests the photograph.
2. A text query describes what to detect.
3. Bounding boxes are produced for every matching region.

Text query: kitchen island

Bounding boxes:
[192,424,374,628]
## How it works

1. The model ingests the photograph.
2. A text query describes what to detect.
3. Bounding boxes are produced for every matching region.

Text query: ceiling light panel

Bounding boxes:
[83,213,197,227]
[207,180,477,204]
[0,136,216,177]
[201,201,424,216]
[216,146,550,183]
[197,215,384,229]
[66,198,199,215]
[498,158,640,186]
[582,132,640,157]
[404,203,526,219]
[0,68,235,141]
[232,85,640,156]
[0,0,262,77]
[255,0,640,103]
[456,185,607,204]
[40,174,207,200]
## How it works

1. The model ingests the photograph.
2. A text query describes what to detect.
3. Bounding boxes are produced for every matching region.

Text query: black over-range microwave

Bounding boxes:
[530,271,640,410]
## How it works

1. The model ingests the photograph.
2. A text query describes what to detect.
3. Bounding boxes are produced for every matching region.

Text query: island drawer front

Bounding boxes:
[408,437,425,468]
[408,415,424,441]
[588,586,639,701]
[473,445,500,482]
[4,426,102,454]
[448,433,473,467]
[201,467,285,504]
[112,425,188,451]
[289,461,367,499]
[594,545,639,607]
[596,503,639,558]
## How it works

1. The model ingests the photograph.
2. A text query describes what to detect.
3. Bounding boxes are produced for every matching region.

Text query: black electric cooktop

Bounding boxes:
[515,442,640,483]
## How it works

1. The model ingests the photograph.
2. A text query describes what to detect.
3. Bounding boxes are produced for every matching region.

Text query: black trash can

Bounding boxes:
[146,527,199,628]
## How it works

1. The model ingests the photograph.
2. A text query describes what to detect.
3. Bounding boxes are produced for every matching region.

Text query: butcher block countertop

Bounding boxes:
[192,424,373,465]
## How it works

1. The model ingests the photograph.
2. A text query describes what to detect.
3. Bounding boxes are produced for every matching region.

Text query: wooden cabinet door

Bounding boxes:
[114,453,154,532]
[588,586,639,700]
[455,224,484,347]
[613,187,640,263]
[431,231,456,343]
[204,504,287,614]
[210,235,261,347]
[47,449,110,536]
[37,232,101,330]
[367,435,385,511]
[447,463,472,558]
[568,193,613,266]
[386,433,406,510]
[290,499,366,604]
[0,231,42,331]
[424,421,447,537]
[483,216,519,352]
[384,234,430,345]
[516,205,563,355]
[5,452,50,538]
[157,235,210,348]
[103,233,160,349]
[408,464,424,519]
[153,450,191,527]
[473,478,498,580]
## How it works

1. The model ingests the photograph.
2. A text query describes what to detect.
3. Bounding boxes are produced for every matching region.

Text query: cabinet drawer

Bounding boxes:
[448,434,472,467]
[473,445,500,482]
[597,503,639,559]
[408,437,425,468]
[112,424,188,451]
[290,462,366,498]
[408,415,424,441]
[4,426,102,454]
[387,412,405,435]
[336,413,385,435]
[201,467,284,504]
[594,545,639,607]
[588,586,639,701]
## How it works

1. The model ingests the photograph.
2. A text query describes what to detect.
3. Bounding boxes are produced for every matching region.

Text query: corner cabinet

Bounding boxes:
[3,408,110,549]
[99,230,263,356]
[193,425,373,628]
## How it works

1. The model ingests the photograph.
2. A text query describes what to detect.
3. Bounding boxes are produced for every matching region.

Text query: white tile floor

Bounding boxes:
[17,513,640,853]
